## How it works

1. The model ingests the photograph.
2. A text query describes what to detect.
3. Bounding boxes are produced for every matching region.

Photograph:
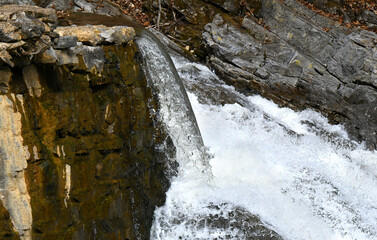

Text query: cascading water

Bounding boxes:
[135,32,211,180]
[136,33,377,239]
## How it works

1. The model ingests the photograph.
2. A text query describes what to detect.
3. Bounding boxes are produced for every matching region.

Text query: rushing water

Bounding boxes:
[136,34,211,181]
[136,34,377,239]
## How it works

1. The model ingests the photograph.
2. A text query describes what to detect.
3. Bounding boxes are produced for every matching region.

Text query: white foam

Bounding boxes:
[151,53,377,240]
[191,95,377,239]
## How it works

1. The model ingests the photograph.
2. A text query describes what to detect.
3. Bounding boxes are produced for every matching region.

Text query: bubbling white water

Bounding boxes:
[151,55,377,240]
[194,94,377,239]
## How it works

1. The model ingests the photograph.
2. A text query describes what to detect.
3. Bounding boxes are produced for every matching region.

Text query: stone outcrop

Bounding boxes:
[0,4,174,239]
[144,0,377,149]
[202,0,377,149]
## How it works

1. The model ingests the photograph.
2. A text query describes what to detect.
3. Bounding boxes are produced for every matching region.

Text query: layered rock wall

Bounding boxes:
[0,94,32,240]
[0,5,174,239]
[203,0,377,148]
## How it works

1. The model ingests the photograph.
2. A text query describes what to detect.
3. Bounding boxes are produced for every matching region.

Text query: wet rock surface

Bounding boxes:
[203,203,283,240]
[153,202,283,240]
[0,4,175,239]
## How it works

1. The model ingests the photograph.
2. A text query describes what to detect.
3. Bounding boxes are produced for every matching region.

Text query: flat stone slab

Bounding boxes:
[54,25,136,46]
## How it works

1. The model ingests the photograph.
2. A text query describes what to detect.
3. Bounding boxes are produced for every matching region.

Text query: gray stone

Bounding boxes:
[0,5,57,22]
[73,43,104,73]
[202,0,377,148]
[349,32,376,48]
[254,68,270,79]
[362,10,377,26]
[0,0,35,6]
[54,35,77,49]
[15,12,46,39]
[46,0,122,16]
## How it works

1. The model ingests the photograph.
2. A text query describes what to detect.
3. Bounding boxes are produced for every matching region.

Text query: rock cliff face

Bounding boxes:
[0,5,174,239]
[203,1,377,149]
[145,0,377,149]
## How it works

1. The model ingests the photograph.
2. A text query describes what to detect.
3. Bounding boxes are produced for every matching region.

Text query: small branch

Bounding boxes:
[157,0,162,30]
[167,34,192,43]
[171,0,177,22]
[149,23,171,29]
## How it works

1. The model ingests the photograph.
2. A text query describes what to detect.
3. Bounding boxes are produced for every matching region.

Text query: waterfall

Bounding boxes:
[137,36,377,239]
[135,31,211,180]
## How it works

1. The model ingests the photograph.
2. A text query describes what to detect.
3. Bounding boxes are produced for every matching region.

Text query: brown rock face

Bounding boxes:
[0,202,20,239]
[0,5,175,240]
[21,43,173,240]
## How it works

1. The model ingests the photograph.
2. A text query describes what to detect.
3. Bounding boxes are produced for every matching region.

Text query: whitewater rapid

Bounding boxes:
[151,54,377,240]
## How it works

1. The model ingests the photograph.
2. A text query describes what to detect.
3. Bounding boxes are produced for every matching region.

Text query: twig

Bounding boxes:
[167,34,192,43]
[149,23,172,28]
[157,0,162,30]
[171,0,176,22]
[164,16,185,32]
